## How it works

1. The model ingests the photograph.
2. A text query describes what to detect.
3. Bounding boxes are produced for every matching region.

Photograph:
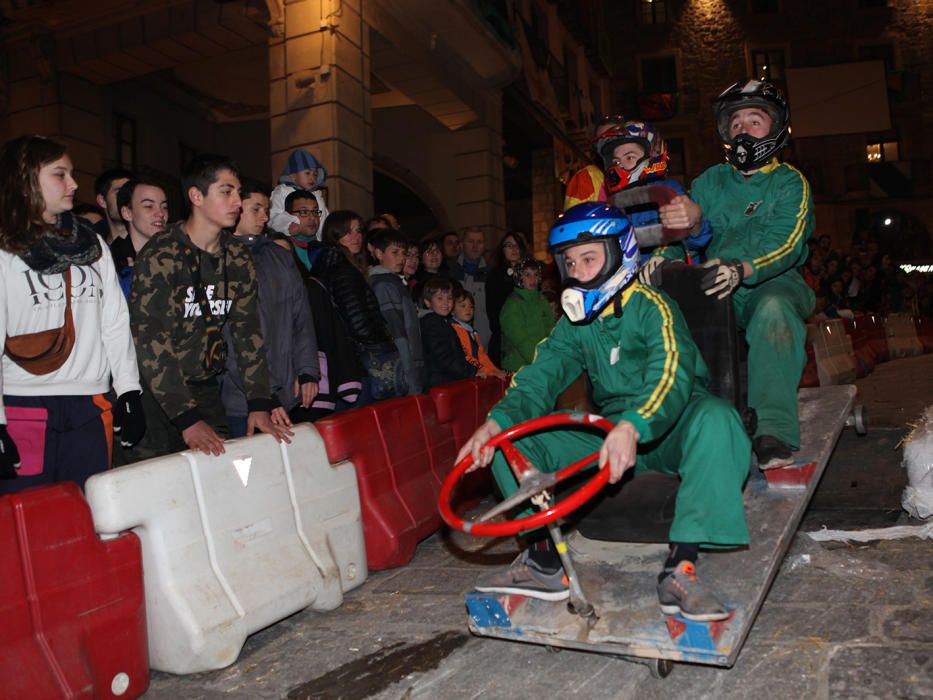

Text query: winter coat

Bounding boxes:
[446,255,491,347]
[220,235,319,415]
[310,246,391,347]
[369,266,424,394]
[500,287,556,373]
[420,312,477,389]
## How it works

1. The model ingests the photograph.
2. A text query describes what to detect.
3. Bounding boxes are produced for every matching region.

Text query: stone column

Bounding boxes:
[270,0,372,215]
[452,94,506,240]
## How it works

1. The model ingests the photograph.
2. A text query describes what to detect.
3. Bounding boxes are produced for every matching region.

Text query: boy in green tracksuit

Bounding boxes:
[663,79,814,469]
[456,202,751,621]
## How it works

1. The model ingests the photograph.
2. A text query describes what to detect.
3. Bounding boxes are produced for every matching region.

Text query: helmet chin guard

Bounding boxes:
[713,79,790,171]
[548,203,639,324]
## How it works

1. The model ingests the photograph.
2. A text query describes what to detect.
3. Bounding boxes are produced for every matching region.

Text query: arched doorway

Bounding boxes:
[373,170,441,238]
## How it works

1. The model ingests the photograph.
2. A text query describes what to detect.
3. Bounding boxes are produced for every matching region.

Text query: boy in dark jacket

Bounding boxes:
[368,228,424,394]
[221,179,320,435]
[420,276,477,389]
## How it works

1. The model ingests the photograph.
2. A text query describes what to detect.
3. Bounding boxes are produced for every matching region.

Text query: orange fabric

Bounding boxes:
[563,165,606,211]
[452,323,500,375]
[92,393,114,467]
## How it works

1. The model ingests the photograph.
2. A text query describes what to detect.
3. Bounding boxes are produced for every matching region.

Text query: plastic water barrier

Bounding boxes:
[316,394,459,570]
[84,425,366,674]
[0,483,148,700]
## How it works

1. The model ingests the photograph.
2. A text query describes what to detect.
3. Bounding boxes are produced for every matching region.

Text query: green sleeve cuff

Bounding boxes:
[619,411,650,443]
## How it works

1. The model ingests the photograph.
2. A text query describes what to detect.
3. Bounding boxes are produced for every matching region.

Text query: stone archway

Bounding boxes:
[372,154,453,237]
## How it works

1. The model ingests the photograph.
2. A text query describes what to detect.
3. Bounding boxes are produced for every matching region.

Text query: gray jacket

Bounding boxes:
[222,235,319,415]
[369,266,424,394]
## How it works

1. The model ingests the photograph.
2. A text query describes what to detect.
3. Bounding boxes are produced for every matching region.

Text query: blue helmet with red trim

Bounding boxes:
[548,202,638,323]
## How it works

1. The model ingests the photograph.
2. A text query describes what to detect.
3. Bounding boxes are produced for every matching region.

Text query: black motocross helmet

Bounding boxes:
[713,79,791,172]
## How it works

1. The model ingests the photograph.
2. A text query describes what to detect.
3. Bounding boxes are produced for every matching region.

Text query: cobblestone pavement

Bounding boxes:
[146,355,933,699]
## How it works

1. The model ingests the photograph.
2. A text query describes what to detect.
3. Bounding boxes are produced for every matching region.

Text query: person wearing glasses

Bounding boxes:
[269,149,329,240]
[283,190,324,271]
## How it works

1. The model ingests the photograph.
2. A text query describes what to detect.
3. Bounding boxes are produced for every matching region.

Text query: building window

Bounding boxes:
[750,0,780,12]
[751,48,786,82]
[114,114,136,171]
[866,140,899,163]
[858,43,895,72]
[640,0,667,24]
[179,143,198,172]
[640,55,677,94]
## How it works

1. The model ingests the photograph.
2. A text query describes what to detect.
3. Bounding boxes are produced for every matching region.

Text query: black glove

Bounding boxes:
[113,391,146,448]
[700,258,745,299]
[638,256,668,287]
[0,424,21,480]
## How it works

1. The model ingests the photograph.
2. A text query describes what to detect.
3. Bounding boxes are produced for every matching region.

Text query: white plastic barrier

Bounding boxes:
[85,424,367,674]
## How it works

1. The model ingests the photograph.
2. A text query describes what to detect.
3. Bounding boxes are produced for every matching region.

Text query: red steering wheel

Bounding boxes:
[438,413,615,538]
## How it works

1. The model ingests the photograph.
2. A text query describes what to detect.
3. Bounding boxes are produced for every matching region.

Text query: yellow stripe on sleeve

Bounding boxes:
[634,287,678,421]
[753,165,810,269]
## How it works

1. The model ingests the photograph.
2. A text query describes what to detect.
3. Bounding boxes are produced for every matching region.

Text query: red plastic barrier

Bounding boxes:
[0,484,148,700]
[316,395,456,570]
[799,325,819,388]
[865,313,890,363]
[430,377,510,508]
[843,314,877,378]
[915,317,933,353]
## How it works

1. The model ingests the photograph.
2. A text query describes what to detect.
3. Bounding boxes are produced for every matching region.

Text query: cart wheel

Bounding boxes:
[845,405,868,436]
[854,405,867,436]
[649,658,674,679]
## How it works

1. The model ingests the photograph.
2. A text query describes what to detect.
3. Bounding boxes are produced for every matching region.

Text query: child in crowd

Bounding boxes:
[128,154,291,459]
[592,120,710,281]
[420,276,479,389]
[368,228,424,395]
[451,288,506,379]
[269,149,329,240]
[221,179,320,436]
[411,236,444,302]
[499,258,555,373]
[0,135,144,492]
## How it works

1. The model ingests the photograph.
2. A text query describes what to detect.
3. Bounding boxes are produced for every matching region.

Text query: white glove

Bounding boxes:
[700,258,745,299]
[638,256,667,286]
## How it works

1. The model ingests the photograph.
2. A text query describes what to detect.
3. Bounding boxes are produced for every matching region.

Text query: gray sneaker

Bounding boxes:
[474,551,569,601]
[657,561,730,622]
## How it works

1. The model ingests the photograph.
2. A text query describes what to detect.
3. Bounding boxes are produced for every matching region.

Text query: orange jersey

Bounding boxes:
[452,322,500,375]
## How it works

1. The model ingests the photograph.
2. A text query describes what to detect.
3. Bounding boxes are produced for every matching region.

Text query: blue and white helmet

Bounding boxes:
[549,202,639,323]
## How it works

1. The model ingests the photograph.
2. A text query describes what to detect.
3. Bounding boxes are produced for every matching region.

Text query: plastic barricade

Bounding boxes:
[430,377,509,510]
[809,319,856,386]
[316,394,456,570]
[85,425,366,674]
[865,313,890,363]
[917,317,933,353]
[842,313,877,378]
[885,313,924,359]
[0,483,148,700]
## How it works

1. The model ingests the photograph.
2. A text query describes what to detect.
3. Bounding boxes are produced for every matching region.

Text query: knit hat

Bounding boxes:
[279,149,328,187]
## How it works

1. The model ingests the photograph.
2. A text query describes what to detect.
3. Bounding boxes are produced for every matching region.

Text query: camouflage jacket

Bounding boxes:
[129,222,272,430]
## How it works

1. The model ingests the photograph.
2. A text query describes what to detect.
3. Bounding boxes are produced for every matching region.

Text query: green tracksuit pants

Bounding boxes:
[733,273,815,450]
[490,394,751,546]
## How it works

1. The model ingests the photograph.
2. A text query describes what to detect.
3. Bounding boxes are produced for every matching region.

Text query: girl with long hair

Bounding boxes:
[0,135,144,492]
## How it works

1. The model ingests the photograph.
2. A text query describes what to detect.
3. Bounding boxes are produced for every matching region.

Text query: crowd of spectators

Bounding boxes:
[803,233,933,320]
[1,135,931,496]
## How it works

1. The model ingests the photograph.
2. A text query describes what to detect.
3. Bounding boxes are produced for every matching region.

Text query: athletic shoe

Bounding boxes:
[753,434,795,470]
[474,551,569,601]
[657,561,730,622]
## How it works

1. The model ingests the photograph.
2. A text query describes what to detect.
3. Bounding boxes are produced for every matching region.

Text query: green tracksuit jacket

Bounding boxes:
[691,160,815,448]
[488,282,751,546]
